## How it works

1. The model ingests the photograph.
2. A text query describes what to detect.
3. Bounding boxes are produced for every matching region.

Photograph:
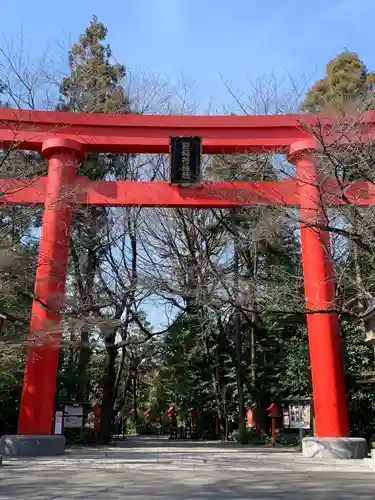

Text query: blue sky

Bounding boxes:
[2,0,375,111]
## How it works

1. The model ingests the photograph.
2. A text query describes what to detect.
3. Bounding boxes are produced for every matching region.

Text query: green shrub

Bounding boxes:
[276,430,299,446]
[64,427,98,445]
[230,428,272,445]
[136,424,159,435]
[229,428,299,446]
[369,433,375,449]
[125,419,137,435]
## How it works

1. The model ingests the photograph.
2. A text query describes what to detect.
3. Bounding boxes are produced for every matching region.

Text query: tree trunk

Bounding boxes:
[65,331,76,400]
[98,340,118,444]
[231,207,247,444]
[133,372,138,422]
[224,413,229,441]
[77,325,91,400]
[256,391,269,435]
[204,330,226,440]
[236,357,246,444]
[250,315,256,386]
[71,225,98,401]
[250,246,258,388]
[114,346,127,403]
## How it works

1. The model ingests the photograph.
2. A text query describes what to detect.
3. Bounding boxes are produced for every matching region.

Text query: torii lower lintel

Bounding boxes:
[1,177,374,207]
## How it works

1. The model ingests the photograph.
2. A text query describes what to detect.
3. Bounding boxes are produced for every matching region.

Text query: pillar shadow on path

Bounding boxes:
[0,436,373,499]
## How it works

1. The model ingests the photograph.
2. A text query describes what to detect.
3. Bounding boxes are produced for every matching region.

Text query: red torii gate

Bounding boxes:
[1,108,374,441]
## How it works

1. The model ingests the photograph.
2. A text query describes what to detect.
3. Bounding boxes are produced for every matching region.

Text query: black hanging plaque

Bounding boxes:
[170,136,202,185]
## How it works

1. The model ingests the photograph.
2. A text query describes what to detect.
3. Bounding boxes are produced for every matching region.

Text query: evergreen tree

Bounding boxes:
[301,51,375,112]
[56,16,133,443]
[59,15,129,115]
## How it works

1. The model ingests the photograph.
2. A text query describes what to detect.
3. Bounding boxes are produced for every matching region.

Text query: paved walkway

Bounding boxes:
[0,436,374,499]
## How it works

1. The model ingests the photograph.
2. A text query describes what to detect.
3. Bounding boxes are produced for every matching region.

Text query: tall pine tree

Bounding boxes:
[56,17,132,443]
[59,15,129,115]
[301,51,375,111]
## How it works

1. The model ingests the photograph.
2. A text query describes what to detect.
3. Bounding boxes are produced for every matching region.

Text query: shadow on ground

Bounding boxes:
[1,469,374,499]
[0,436,373,499]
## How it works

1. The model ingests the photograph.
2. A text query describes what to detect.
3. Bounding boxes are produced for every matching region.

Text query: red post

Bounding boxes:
[289,139,350,438]
[271,418,277,446]
[267,403,281,446]
[93,403,101,436]
[18,138,85,435]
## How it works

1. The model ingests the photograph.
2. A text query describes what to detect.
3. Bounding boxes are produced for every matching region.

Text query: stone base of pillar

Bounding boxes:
[302,437,367,459]
[0,435,65,457]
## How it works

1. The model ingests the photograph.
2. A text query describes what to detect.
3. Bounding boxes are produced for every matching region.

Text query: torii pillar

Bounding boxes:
[0,138,84,457]
[289,139,366,458]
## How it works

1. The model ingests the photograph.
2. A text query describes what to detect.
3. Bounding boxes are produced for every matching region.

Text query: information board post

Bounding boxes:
[282,397,312,448]
[59,401,90,436]
[63,403,84,429]
[54,411,63,435]
[301,427,306,446]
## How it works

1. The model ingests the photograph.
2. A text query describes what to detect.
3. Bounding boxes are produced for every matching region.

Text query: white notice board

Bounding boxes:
[288,404,311,429]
